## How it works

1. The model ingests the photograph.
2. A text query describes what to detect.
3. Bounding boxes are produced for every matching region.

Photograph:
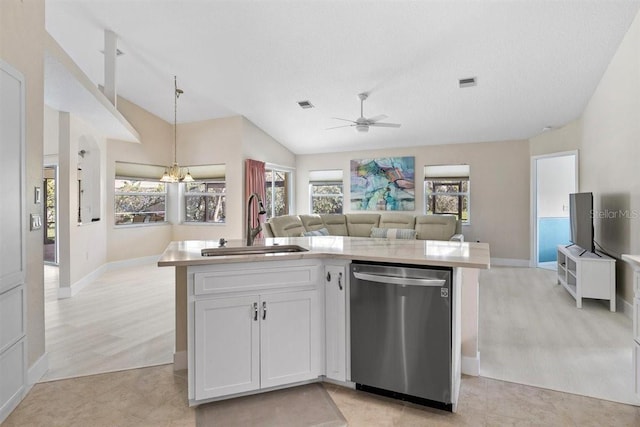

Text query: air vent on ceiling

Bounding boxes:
[297,100,314,109]
[459,77,477,88]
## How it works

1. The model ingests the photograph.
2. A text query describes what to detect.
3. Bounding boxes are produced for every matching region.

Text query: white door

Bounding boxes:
[260,290,320,388]
[324,265,347,381]
[194,295,260,400]
[0,60,26,423]
[531,152,578,268]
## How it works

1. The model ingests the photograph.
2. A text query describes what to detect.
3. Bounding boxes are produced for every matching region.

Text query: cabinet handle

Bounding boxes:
[253,302,258,321]
[262,301,267,320]
[338,272,343,290]
[326,272,331,282]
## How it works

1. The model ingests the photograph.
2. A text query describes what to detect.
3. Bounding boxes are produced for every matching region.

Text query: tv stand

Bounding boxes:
[556,245,615,311]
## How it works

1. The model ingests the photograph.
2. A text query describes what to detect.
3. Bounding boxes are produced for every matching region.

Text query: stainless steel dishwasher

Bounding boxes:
[350,262,452,411]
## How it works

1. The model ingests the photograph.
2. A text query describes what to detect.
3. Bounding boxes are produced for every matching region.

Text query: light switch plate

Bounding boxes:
[30,213,42,231]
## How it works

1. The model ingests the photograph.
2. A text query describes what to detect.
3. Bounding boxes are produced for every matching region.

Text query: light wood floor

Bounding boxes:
[42,263,175,381]
[480,266,640,406]
[42,263,640,407]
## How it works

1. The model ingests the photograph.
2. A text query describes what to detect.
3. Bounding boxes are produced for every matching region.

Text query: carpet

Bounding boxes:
[196,383,348,427]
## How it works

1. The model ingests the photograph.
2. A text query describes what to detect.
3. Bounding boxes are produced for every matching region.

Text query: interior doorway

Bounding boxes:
[531,151,578,269]
[44,166,58,264]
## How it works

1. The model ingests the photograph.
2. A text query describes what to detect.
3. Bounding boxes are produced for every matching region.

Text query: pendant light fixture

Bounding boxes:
[161,76,193,183]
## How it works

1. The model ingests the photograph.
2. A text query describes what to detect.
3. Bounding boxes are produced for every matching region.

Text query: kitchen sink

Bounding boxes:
[201,244,309,257]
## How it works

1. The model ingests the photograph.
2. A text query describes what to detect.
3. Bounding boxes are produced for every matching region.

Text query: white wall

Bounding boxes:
[296,139,531,261]
[579,9,640,304]
[537,155,575,218]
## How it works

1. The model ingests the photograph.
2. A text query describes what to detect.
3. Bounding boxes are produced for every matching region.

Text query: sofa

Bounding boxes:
[263,212,463,241]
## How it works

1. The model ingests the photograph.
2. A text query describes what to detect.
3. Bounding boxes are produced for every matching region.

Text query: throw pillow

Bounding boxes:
[301,227,330,237]
[370,227,417,240]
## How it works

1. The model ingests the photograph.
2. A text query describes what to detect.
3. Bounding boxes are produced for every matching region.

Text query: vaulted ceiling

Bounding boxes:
[45,0,640,154]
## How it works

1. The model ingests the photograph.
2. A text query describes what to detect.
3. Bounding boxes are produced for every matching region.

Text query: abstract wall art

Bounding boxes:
[350,157,415,211]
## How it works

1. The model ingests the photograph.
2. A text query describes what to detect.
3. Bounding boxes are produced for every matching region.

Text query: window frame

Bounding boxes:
[114,177,168,227]
[309,181,344,214]
[423,165,471,224]
[264,165,295,219]
[182,180,227,224]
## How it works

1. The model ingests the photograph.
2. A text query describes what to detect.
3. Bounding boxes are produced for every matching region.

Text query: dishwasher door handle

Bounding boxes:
[353,271,446,287]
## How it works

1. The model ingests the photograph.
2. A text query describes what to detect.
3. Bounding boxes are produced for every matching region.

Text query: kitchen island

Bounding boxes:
[158,236,490,410]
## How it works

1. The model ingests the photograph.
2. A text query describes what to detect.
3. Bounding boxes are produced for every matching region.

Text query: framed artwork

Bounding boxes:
[350,157,415,211]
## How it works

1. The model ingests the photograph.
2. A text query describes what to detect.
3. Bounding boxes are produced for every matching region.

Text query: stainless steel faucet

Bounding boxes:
[246,193,267,246]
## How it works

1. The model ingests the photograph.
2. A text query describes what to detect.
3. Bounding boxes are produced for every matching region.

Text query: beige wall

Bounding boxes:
[529,119,582,157]
[107,96,173,262]
[1,0,46,367]
[296,139,531,261]
[579,9,640,305]
[171,116,245,241]
[242,117,296,167]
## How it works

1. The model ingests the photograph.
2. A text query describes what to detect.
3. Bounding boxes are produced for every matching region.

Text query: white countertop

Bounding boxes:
[622,254,640,270]
[157,236,491,269]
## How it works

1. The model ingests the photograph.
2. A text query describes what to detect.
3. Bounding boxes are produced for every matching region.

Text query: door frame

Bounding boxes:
[43,163,59,265]
[530,150,579,267]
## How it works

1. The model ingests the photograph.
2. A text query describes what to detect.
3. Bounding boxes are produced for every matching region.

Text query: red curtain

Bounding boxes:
[245,159,266,237]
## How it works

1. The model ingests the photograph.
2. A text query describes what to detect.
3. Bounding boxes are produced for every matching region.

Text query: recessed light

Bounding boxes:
[297,100,314,109]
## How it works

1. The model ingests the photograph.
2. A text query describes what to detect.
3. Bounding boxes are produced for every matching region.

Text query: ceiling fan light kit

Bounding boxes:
[329,92,401,132]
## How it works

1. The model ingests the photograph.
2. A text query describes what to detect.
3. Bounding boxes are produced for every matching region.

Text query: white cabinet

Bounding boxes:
[621,255,640,396]
[260,290,320,388]
[324,263,347,382]
[556,245,616,311]
[189,260,322,403]
[0,61,26,424]
[194,295,260,399]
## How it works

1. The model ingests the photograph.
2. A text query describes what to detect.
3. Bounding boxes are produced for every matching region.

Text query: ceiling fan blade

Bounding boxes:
[332,117,357,123]
[366,114,388,123]
[326,124,355,130]
[369,122,401,128]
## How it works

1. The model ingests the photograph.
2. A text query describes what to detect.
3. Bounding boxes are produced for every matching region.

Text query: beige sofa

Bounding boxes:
[263,212,463,241]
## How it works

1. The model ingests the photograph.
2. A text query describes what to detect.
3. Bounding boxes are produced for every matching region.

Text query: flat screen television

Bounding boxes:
[569,192,595,255]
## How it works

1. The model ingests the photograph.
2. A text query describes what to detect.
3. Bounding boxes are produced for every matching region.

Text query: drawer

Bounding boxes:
[194,263,320,295]
[0,285,25,354]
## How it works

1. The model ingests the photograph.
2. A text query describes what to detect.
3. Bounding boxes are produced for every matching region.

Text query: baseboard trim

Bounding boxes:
[57,255,162,299]
[27,352,49,385]
[461,353,480,376]
[491,258,530,267]
[174,351,187,370]
[106,254,162,271]
[58,264,107,299]
[618,296,633,319]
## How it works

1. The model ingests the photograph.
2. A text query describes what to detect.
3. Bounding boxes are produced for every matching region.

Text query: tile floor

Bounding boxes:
[4,364,640,426]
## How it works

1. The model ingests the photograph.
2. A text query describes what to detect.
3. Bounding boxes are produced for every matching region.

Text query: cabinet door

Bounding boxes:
[260,290,321,388]
[194,296,260,400]
[325,265,347,381]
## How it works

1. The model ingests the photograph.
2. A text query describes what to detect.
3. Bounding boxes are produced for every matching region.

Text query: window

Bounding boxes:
[309,170,344,214]
[265,166,293,218]
[114,179,166,225]
[424,165,470,222]
[184,181,226,223]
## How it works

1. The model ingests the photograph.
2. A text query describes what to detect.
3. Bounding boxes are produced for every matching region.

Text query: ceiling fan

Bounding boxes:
[328,93,401,132]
